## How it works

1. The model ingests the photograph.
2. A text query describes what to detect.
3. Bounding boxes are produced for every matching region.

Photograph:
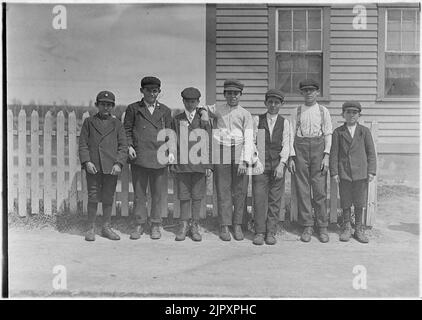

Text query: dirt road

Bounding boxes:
[8,186,419,298]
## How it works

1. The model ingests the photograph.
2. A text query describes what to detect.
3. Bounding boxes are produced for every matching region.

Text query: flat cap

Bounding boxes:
[342,101,362,112]
[224,79,244,91]
[299,79,319,90]
[265,89,285,102]
[96,90,115,104]
[141,76,161,88]
[181,87,201,99]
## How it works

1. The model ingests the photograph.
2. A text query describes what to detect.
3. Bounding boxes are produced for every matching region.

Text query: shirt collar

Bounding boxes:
[96,112,111,120]
[144,99,157,109]
[185,109,197,120]
[266,113,278,120]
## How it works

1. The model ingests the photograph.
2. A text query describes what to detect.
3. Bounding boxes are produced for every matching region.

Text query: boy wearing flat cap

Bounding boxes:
[171,87,212,241]
[79,90,128,241]
[251,89,290,245]
[124,76,173,240]
[330,101,376,243]
[288,79,333,243]
[201,79,255,241]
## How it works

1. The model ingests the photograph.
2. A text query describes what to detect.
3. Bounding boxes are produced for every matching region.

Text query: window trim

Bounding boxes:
[269,6,330,102]
[377,6,420,102]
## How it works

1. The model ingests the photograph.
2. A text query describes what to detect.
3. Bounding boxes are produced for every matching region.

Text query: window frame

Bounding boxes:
[377,5,420,102]
[269,6,330,102]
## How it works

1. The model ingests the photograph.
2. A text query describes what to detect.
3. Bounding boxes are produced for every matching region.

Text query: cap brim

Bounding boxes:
[343,107,360,111]
[142,84,160,88]
[224,86,243,91]
[300,85,319,90]
[97,99,115,104]
[266,94,284,100]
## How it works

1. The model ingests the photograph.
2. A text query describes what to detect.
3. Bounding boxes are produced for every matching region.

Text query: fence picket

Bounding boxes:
[7,110,15,213]
[43,112,53,215]
[290,173,298,222]
[81,112,90,214]
[68,111,78,213]
[366,121,378,227]
[329,176,338,223]
[18,109,27,216]
[31,110,40,214]
[120,112,129,217]
[56,111,66,213]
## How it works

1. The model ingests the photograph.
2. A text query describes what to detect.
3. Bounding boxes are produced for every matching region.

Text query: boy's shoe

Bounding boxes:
[339,222,352,242]
[129,224,144,240]
[175,221,189,241]
[354,225,369,243]
[190,221,202,242]
[150,223,161,240]
[318,227,329,243]
[219,226,231,241]
[300,227,313,242]
[85,226,95,242]
[233,224,244,241]
[265,232,277,245]
[253,233,265,245]
[102,224,120,240]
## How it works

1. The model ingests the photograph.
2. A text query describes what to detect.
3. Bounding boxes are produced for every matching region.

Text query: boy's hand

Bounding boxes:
[128,146,137,160]
[238,161,247,175]
[199,108,209,122]
[168,153,175,164]
[85,162,97,175]
[368,173,375,182]
[205,168,212,177]
[333,175,340,184]
[321,154,329,175]
[111,164,122,175]
[288,157,296,174]
[274,163,285,180]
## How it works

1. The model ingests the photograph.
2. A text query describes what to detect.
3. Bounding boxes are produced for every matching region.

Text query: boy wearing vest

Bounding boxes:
[124,76,174,240]
[330,101,376,243]
[288,79,333,243]
[171,87,212,241]
[252,89,290,245]
[79,91,128,241]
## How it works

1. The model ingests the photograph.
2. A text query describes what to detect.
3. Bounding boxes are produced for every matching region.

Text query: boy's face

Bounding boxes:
[141,86,160,105]
[300,87,319,105]
[95,101,114,115]
[265,97,283,115]
[342,108,360,125]
[224,90,242,107]
[183,98,200,112]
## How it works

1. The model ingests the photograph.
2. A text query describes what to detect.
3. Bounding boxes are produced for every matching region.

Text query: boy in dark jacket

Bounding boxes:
[79,91,128,241]
[330,101,377,243]
[171,87,212,241]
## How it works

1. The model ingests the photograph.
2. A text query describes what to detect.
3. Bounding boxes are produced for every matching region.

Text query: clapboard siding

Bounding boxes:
[216,4,269,105]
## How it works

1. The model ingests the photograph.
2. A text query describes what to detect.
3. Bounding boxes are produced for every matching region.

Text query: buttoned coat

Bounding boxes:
[78,113,128,174]
[329,123,377,182]
[123,99,173,169]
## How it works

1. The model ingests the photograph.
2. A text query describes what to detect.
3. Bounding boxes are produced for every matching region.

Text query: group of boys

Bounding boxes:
[78,76,376,245]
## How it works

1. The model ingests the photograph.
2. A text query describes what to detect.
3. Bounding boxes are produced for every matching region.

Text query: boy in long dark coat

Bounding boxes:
[124,76,174,240]
[79,91,128,241]
[171,87,212,241]
[330,101,376,243]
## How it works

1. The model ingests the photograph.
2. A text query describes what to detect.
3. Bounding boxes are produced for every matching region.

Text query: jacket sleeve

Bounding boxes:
[78,118,91,168]
[115,121,128,167]
[365,128,377,176]
[123,104,135,147]
[329,128,339,177]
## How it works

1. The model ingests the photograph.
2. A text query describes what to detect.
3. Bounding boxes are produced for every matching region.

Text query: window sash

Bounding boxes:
[385,8,420,54]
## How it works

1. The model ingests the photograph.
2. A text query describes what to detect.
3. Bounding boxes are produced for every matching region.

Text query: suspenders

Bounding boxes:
[295,105,325,137]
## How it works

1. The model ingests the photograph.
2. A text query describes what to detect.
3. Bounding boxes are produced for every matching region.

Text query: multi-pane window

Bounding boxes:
[385,8,419,97]
[276,9,323,95]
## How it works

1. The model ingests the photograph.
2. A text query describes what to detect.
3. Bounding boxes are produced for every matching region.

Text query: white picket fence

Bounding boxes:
[7,108,378,226]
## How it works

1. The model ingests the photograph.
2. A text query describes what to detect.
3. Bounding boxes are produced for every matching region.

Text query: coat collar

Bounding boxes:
[137,99,165,128]
[92,112,115,137]
[339,122,363,145]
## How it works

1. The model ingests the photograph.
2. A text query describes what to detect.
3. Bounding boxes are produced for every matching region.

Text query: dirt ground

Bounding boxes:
[7,184,420,298]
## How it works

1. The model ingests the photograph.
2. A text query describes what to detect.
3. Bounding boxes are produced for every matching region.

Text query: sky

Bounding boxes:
[6,3,206,109]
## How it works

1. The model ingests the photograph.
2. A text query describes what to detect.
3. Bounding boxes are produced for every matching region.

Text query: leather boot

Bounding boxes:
[300,226,313,242]
[265,232,277,245]
[102,223,120,240]
[339,222,352,242]
[219,225,231,241]
[233,224,244,241]
[253,233,265,246]
[190,220,202,242]
[85,224,95,242]
[354,225,369,243]
[129,224,144,240]
[175,220,189,241]
[318,227,329,243]
[150,223,161,240]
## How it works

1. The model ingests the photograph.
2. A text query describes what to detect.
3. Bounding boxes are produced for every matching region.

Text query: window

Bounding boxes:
[275,8,326,96]
[379,7,420,99]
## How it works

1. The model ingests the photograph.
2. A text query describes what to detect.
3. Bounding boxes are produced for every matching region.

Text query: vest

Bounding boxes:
[258,113,284,171]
